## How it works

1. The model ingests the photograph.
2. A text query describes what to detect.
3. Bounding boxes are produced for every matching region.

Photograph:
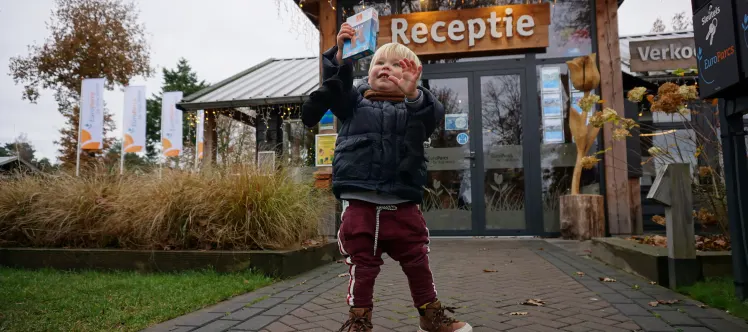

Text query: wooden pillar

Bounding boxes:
[204,109,218,166]
[595,0,632,235]
[315,0,338,190]
[315,0,339,238]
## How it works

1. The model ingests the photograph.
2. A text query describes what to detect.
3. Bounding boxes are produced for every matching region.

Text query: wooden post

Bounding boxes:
[629,178,643,235]
[647,163,699,289]
[314,0,338,238]
[203,109,218,166]
[560,195,605,240]
[595,0,631,235]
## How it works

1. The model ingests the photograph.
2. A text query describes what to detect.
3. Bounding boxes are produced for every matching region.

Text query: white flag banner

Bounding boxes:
[79,78,105,150]
[123,86,147,153]
[161,91,183,157]
[196,110,205,160]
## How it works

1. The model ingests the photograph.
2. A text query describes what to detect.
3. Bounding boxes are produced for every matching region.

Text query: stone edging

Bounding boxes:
[0,242,342,278]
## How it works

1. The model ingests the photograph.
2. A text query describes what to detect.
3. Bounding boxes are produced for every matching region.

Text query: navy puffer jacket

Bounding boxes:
[301,46,444,203]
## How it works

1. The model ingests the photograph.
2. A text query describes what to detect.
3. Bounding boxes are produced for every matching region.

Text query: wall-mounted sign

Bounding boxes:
[378,4,550,58]
[734,0,748,79]
[693,0,741,98]
[629,38,697,72]
[315,134,337,167]
[320,110,334,130]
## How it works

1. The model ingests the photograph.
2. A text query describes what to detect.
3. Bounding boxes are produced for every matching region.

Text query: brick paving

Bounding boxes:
[142,239,748,332]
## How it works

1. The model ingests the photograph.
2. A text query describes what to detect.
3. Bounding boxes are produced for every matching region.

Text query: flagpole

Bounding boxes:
[76,113,82,177]
[120,139,125,175]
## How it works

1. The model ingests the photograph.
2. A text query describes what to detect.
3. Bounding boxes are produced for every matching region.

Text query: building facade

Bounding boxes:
[298,0,634,236]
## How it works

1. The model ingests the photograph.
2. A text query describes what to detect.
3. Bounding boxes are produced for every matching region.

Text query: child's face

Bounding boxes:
[368,54,404,93]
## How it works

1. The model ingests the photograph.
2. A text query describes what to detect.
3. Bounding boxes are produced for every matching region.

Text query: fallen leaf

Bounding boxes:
[599,277,617,282]
[698,304,709,309]
[584,249,592,253]
[575,272,585,277]
[657,299,679,305]
[649,281,657,285]
[649,301,659,307]
[337,273,350,278]
[483,269,498,273]
[538,248,544,251]
[632,284,640,290]
[521,299,545,306]
[509,312,528,316]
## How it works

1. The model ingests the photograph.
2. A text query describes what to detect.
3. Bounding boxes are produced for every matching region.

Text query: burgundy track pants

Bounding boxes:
[337,200,437,309]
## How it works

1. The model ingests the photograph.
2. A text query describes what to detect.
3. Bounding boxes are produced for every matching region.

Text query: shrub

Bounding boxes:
[0,165,332,250]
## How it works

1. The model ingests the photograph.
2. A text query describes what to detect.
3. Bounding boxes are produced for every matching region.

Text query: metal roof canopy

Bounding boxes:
[177,57,319,112]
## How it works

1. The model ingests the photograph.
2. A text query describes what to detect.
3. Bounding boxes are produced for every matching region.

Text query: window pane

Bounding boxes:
[649,129,698,174]
[536,0,593,59]
[422,77,473,231]
[536,63,600,232]
[481,74,526,230]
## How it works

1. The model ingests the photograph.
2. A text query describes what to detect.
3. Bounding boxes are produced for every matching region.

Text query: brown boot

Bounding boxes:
[418,300,473,332]
[338,307,373,332]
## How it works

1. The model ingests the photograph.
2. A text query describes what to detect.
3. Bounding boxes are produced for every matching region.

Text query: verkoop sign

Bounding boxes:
[378,4,550,57]
[629,38,697,72]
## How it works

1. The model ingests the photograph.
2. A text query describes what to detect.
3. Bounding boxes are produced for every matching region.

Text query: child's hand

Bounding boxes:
[336,23,355,64]
[388,59,422,100]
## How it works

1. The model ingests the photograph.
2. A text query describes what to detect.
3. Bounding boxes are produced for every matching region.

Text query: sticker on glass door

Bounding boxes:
[456,132,469,145]
[445,114,468,131]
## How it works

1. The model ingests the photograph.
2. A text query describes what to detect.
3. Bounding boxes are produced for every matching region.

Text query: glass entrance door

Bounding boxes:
[421,74,474,233]
[421,69,528,235]
[477,71,527,232]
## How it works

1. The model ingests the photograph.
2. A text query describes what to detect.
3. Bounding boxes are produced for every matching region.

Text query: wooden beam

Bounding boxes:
[319,0,337,52]
[596,0,632,235]
[223,108,256,127]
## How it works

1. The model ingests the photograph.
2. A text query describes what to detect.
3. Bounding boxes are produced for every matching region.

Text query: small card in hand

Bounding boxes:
[342,8,379,61]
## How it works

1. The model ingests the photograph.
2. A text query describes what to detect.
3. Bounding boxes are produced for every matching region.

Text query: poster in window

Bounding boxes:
[543,118,564,143]
[315,134,338,167]
[542,93,563,117]
[541,67,561,92]
[445,113,469,131]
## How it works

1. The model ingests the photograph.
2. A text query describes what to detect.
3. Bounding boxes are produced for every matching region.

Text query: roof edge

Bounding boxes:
[183,56,319,103]
[178,95,309,112]
[183,58,278,102]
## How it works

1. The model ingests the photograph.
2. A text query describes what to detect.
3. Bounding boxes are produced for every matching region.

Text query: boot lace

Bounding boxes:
[429,305,459,327]
[337,316,373,332]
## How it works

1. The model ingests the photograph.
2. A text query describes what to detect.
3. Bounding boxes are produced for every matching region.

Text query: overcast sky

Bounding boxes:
[0,0,692,161]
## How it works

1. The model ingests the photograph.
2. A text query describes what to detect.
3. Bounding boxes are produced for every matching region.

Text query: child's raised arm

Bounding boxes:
[301,23,358,126]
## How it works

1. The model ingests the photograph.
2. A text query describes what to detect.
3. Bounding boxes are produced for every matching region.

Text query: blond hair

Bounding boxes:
[368,42,422,79]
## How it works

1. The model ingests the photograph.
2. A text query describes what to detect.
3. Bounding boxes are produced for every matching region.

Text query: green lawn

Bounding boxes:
[680,277,748,321]
[0,268,273,332]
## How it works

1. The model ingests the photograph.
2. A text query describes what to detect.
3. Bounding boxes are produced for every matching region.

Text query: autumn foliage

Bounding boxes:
[8,0,152,167]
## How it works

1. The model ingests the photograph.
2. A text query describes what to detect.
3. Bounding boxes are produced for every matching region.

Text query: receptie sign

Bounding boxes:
[693,0,741,98]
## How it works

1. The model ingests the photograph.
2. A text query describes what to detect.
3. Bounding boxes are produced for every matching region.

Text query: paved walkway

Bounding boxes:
[143,239,748,332]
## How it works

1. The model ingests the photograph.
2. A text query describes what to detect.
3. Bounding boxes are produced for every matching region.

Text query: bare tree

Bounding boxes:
[481,76,522,146]
[651,17,667,33]
[671,11,693,31]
